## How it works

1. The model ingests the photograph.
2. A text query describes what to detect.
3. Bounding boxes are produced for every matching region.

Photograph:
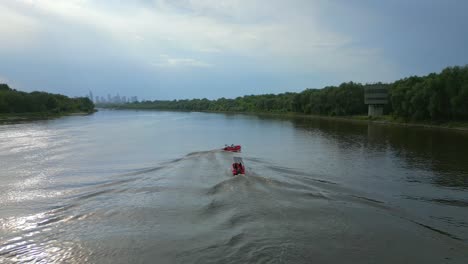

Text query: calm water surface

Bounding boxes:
[1,109,467,263]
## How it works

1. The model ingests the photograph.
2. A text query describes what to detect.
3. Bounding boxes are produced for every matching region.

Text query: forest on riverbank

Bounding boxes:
[0,84,95,116]
[110,66,468,122]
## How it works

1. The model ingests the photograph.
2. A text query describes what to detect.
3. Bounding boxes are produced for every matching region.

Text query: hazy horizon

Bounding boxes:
[1,0,467,100]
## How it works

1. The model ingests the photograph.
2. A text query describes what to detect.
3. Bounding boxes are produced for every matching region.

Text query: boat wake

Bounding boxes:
[1,150,468,263]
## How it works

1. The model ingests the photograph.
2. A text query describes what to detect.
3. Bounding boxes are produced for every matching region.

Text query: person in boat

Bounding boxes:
[237,162,243,174]
[232,163,242,175]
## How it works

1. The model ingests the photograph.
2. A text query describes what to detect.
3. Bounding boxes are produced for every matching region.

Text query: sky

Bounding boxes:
[0,0,467,100]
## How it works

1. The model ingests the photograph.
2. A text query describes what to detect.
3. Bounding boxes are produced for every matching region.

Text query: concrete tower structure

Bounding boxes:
[364,85,388,117]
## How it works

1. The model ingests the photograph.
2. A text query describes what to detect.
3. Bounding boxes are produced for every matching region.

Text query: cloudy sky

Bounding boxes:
[0,0,467,100]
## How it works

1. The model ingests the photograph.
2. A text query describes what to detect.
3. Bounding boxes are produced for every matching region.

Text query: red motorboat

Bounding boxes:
[223,144,241,152]
[232,157,245,175]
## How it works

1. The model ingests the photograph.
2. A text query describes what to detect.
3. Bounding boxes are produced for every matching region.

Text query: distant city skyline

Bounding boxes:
[1,1,467,100]
[87,91,138,104]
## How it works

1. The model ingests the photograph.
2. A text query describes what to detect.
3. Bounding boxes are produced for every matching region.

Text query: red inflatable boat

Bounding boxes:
[223,145,241,152]
[232,157,245,175]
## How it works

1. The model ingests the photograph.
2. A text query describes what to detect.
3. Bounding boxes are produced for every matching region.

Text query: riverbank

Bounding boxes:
[0,110,97,124]
[249,112,468,132]
[103,105,468,132]
[347,115,468,131]
[254,112,468,132]
[270,112,468,131]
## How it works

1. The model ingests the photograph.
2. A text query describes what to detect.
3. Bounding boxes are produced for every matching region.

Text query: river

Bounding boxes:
[1,109,467,263]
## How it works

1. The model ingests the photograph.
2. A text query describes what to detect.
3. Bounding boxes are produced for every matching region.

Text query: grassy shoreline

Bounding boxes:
[346,115,468,131]
[104,105,468,132]
[0,110,97,124]
[253,112,468,132]
[242,112,468,132]
[301,114,468,132]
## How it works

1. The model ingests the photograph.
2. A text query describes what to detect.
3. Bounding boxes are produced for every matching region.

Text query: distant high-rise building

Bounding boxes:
[91,93,137,104]
[89,91,94,102]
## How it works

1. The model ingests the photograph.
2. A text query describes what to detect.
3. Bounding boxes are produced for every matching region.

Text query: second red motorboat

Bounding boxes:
[223,144,241,152]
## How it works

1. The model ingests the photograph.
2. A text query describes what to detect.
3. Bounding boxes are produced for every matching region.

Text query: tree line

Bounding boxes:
[112,65,468,122]
[390,66,468,121]
[0,84,95,114]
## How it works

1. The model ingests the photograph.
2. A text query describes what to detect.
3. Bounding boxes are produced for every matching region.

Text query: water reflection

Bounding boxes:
[282,116,468,188]
[0,210,89,263]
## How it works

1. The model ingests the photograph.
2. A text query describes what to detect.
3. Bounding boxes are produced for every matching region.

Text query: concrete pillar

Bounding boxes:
[368,105,383,116]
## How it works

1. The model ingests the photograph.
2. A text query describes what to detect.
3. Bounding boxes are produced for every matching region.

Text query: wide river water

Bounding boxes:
[1,109,468,263]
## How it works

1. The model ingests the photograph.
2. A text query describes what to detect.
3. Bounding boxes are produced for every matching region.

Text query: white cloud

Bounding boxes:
[152,55,212,68]
[0,4,41,51]
[0,0,396,82]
